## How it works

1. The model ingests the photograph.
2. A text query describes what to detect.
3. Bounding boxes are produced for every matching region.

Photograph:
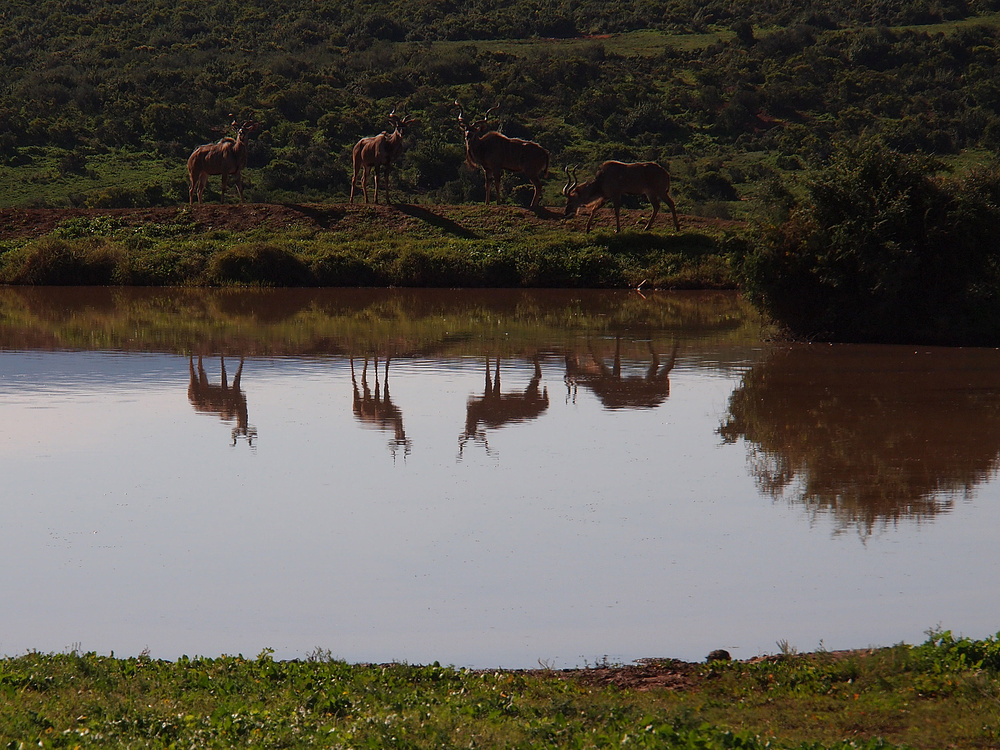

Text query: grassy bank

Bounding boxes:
[0,203,741,289]
[2,630,998,748]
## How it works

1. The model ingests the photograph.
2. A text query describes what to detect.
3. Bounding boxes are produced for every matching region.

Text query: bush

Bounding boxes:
[205,243,311,286]
[0,237,125,284]
[737,140,1000,344]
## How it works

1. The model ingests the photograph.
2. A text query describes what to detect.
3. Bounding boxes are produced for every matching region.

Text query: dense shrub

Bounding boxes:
[737,140,1000,344]
[0,237,125,284]
[205,243,311,286]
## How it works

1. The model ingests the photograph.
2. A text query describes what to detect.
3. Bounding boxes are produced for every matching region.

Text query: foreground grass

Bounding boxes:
[2,631,999,748]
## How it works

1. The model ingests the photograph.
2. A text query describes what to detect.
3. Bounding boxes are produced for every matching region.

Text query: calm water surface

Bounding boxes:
[1,287,998,668]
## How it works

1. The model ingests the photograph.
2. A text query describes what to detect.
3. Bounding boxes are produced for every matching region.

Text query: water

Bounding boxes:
[1,287,998,668]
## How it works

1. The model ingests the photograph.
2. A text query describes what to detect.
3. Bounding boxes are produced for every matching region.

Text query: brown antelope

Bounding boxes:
[455,103,550,207]
[563,161,681,233]
[187,120,259,206]
[565,338,679,409]
[188,355,257,445]
[459,356,549,457]
[350,110,419,204]
[351,355,411,457]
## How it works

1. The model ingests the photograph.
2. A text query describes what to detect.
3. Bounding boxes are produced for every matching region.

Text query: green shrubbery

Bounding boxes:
[0,210,733,289]
[737,140,1000,344]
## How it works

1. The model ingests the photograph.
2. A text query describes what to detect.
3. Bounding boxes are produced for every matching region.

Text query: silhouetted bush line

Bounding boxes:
[0,232,734,289]
[736,140,1000,345]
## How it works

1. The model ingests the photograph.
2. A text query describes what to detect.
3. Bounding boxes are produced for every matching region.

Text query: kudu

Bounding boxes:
[565,338,679,410]
[350,110,419,204]
[187,120,259,206]
[188,355,257,445]
[456,103,550,207]
[459,356,549,457]
[350,355,411,457]
[563,161,681,233]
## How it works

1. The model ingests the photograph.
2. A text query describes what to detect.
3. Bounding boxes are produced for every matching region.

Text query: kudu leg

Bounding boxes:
[645,197,661,231]
[350,165,361,203]
[664,191,680,230]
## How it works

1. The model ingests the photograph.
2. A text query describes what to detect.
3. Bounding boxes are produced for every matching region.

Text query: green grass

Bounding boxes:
[1,631,999,748]
[0,148,185,208]
[403,27,736,58]
[0,203,743,288]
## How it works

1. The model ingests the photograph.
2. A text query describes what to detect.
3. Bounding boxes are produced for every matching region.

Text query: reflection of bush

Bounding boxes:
[719,345,1000,535]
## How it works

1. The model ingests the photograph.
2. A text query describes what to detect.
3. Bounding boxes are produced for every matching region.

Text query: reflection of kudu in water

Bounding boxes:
[351,355,411,457]
[460,357,550,456]
[565,338,679,409]
[188,355,257,445]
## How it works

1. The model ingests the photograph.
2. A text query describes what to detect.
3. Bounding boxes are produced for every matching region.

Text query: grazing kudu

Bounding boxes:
[563,161,681,233]
[456,103,550,207]
[350,110,419,204]
[187,120,259,206]
[459,356,550,457]
[188,355,257,445]
[351,355,411,458]
[565,338,679,410]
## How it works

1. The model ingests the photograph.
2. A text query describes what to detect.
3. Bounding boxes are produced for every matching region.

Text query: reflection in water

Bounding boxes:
[8,288,1000,667]
[565,337,679,409]
[187,355,257,446]
[719,345,1000,535]
[351,355,411,457]
[459,357,550,457]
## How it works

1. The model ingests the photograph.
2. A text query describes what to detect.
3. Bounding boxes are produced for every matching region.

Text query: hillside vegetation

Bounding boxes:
[3,0,1000,212]
[5,0,1000,342]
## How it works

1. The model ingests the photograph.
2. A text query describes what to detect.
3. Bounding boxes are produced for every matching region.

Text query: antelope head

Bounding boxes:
[388,109,419,133]
[455,101,498,135]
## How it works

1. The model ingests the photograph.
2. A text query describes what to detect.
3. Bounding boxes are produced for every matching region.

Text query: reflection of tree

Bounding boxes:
[565,337,679,409]
[188,355,257,446]
[460,357,549,457]
[719,345,1000,535]
[351,355,411,458]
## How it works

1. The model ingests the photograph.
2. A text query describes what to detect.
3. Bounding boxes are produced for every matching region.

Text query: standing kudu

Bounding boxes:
[456,103,550,207]
[187,120,259,206]
[563,161,681,232]
[350,110,419,204]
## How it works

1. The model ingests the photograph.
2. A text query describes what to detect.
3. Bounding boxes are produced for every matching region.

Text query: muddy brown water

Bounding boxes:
[1,287,998,667]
